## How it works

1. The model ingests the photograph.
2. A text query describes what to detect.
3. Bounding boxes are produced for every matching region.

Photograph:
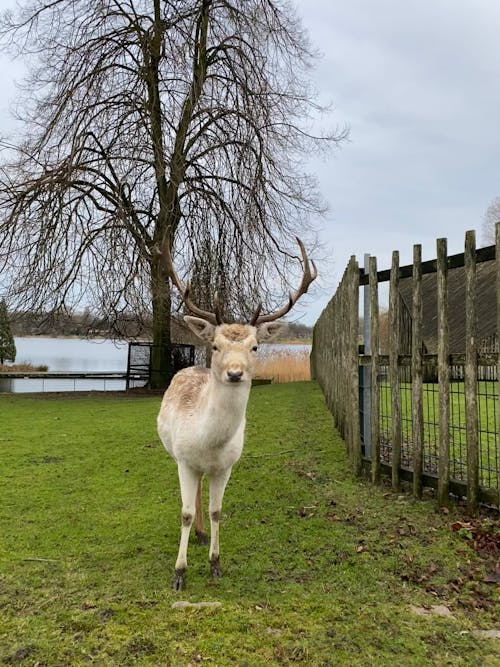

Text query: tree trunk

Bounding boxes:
[150,255,173,390]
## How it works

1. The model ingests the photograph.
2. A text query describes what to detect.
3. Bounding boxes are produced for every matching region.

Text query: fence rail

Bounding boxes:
[311,227,500,512]
[0,371,136,393]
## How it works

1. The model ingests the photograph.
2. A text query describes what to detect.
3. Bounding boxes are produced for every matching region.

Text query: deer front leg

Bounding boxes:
[208,468,232,579]
[173,464,201,591]
[195,478,208,546]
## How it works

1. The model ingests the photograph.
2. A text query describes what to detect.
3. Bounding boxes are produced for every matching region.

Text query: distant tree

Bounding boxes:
[0,299,16,365]
[481,197,500,245]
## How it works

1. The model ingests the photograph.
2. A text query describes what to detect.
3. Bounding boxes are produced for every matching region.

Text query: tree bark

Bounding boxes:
[150,254,173,390]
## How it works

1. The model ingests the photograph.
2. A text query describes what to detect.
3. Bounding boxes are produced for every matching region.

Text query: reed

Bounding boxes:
[0,363,49,372]
[254,348,310,383]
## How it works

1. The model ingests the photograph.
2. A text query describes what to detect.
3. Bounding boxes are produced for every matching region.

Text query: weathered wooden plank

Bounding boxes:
[389,250,401,490]
[359,352,498,367]
[411,244,424,498]
[465,231,479,514]
[437,238,450,508]
[497,222,500,509]
[362,254,372,458]
[358,243,496,285]
[360,460,499,507]
[369,255,380,484]
[349,256,361,475]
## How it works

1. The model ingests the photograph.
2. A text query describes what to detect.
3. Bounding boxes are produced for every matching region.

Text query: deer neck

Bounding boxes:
[204,374,251,432]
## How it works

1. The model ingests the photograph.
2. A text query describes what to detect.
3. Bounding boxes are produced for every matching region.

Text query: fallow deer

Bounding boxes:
[157,238,317,590]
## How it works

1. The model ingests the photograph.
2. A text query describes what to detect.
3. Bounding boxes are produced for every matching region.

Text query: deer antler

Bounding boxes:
[250,238,317,325]
[157,241,222,326]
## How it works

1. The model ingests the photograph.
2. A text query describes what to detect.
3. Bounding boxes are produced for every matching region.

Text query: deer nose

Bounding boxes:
[227,369,243,382]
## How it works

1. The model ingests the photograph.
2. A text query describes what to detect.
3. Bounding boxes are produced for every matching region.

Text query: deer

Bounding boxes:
[156,238,317,590]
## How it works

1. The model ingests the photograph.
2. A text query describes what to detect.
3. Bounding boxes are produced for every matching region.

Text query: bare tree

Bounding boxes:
[0,0,344,387]
[481,197,500,245]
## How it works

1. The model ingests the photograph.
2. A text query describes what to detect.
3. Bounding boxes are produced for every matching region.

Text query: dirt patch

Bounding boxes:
[126,639,157,656]
[2,646,35,664]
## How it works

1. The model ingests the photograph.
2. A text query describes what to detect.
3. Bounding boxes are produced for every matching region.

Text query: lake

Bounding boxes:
[14,337,128,372]
[2,337,129,393]
[2,337,310,393]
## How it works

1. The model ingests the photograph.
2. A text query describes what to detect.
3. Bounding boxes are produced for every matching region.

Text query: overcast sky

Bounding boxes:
[1,1,499,324]
[295,0,500,322]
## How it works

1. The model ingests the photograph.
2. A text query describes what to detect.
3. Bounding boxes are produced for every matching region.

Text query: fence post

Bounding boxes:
[389,250,401,490]
[349,256,361,475]
[495,222,500,507]
[363,254,372,458]
[465,230,479,515]
[126,342,132,391]
[369,256,380,484]
[437,238,450,508]
[412,244,424,498]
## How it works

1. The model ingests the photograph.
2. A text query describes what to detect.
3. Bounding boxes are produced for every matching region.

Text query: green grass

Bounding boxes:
[0,383,498,666]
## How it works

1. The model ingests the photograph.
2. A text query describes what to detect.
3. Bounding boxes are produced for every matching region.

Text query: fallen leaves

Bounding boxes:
[451,520,500,590]
[356,541,368,553]
[450,520,500,559]
[483,566,500,585]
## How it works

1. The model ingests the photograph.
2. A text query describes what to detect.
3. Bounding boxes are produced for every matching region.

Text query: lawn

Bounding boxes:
[0,383,498,666]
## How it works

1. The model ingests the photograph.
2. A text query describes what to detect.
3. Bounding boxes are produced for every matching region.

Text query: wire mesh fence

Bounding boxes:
[314,227,500,510]
[372,362,499,496]
[126,342,195,389]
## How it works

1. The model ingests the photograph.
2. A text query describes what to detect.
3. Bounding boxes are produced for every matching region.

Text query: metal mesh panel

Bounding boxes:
[126,342,195,389]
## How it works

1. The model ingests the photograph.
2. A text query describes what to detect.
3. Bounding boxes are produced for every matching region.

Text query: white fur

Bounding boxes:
[157,317,285,590]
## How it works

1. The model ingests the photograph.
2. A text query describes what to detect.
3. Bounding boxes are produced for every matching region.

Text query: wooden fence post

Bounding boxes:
[437,238,450,508]
[369,256,380,484]
[389,250,401,490]
[497,222,500,508]
[465,230,479,515]
[412,244,424,498]
[363,254,372,459]
[349,256,361,475]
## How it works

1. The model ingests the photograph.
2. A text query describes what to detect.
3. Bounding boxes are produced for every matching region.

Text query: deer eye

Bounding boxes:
[252,345,258,352]
[212,345,218,352]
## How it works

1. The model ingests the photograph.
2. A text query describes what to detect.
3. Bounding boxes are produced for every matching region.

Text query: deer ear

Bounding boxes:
[256,322,288,342]
[184,316,216,342]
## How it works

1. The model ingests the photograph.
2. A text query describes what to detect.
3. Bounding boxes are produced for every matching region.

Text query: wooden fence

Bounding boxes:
[311,228,500,513]
[311,256,361,474]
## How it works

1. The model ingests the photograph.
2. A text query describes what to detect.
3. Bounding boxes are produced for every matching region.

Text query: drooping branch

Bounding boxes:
[0,0,345,338]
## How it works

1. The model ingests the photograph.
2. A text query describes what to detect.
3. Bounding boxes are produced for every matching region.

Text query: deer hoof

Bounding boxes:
[172,569,186,591]
[210,557,222,579]
[196,530,208,546]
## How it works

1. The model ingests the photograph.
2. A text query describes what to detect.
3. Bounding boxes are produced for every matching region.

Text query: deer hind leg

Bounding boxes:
[208,468,232,579]
[195,477,208,546]
[173,464,201,591]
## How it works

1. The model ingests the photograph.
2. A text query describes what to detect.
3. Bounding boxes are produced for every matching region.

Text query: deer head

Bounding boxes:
[158,237,317,384]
